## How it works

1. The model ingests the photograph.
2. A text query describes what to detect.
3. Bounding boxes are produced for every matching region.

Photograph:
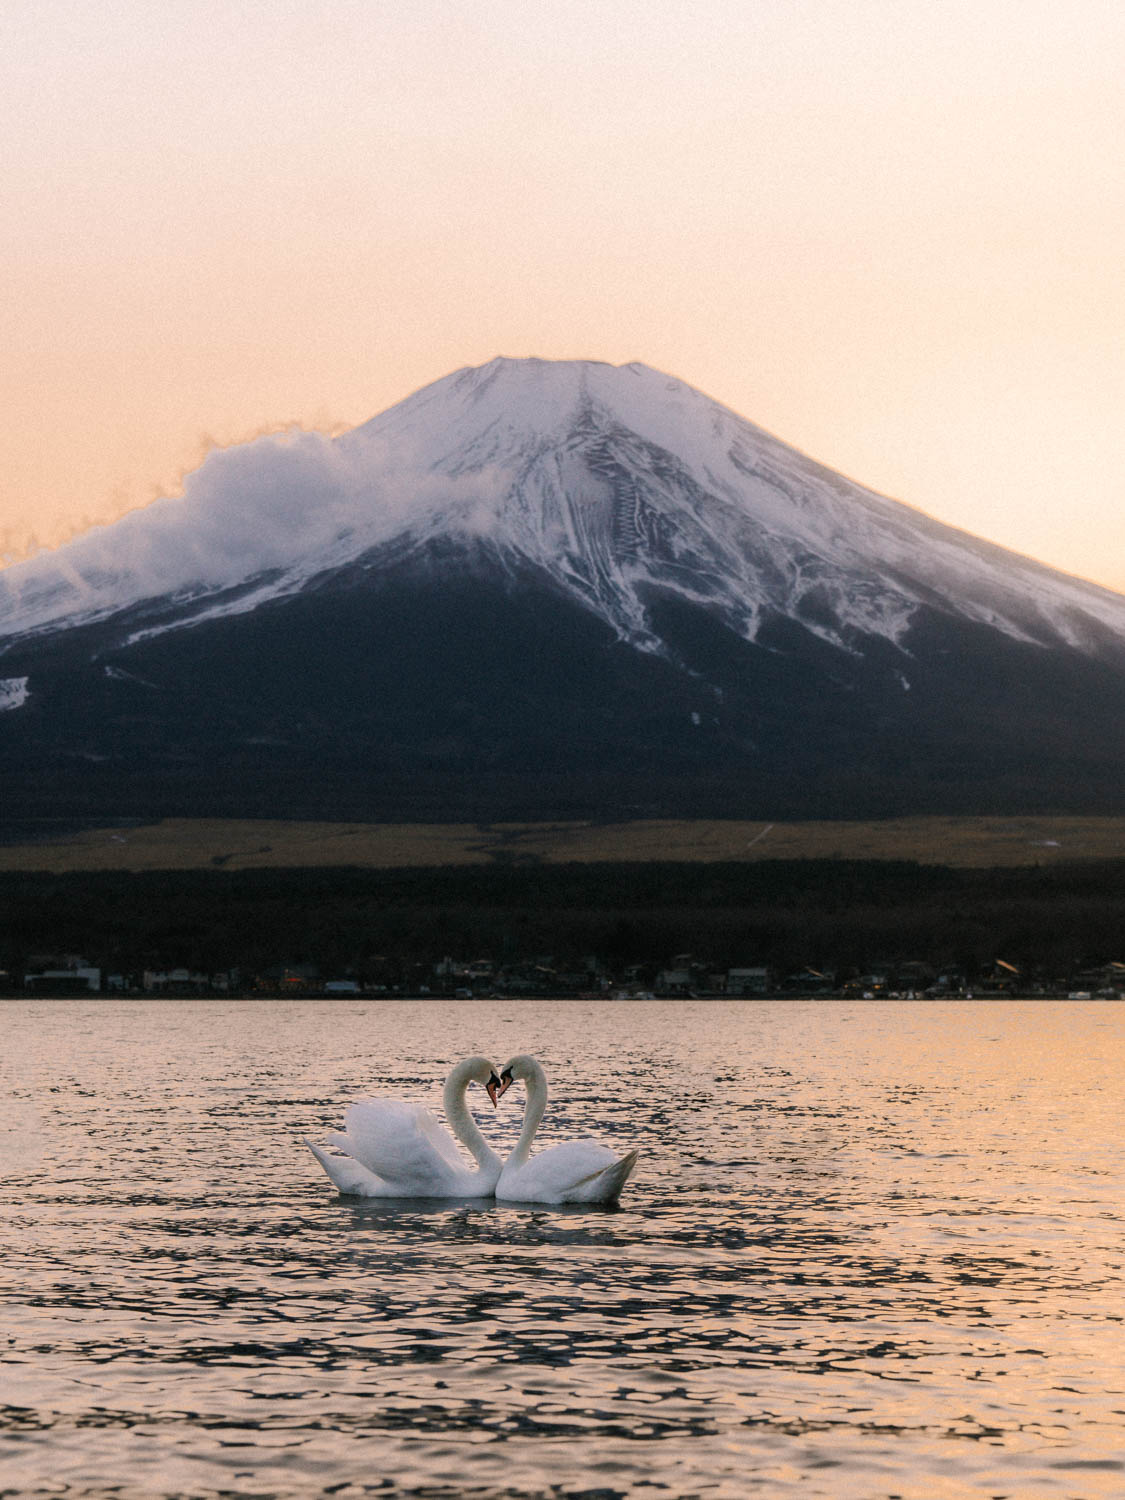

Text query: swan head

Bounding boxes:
[460,1055,503,1106]
[496,1054,544,1100]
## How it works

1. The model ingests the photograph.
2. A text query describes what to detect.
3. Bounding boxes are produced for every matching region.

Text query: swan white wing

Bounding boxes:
[498,1139,639,1204]
[335,1099,467,1191]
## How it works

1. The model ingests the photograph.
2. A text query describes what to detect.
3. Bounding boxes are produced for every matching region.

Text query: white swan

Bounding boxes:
[495,1054,638,1204]
[304,1056,502,1197]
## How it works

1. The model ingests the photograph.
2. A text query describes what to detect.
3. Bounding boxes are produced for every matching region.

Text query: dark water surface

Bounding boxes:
[1,999,1122,1499]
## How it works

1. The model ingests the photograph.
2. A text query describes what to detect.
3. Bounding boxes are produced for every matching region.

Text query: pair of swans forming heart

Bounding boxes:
[304,1054,638,1204]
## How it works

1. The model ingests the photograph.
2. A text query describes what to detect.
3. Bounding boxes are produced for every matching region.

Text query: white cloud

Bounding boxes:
[0,423,513,639]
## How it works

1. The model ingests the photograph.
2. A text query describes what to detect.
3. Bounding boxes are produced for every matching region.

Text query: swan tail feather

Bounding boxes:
[304,1137,389,1197]
[576,1148,639,1203]
[599,1148,639,1202]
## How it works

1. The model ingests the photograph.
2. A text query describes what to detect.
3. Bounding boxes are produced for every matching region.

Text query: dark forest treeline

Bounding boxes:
[2,859,1124,980]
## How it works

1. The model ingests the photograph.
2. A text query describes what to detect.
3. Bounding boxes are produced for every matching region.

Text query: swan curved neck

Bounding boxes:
[443,1061,500,1172]
[510,1062,548,1169]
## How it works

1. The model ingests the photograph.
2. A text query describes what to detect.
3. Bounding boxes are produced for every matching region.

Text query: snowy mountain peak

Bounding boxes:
[3,358,1125,660]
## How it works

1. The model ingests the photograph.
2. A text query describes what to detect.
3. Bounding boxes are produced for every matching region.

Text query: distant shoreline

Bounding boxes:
[3,859,1122,1002]
[3,993,1110,1004]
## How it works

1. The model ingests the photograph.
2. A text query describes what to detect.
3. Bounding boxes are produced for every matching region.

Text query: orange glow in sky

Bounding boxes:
[2,1,1123,590]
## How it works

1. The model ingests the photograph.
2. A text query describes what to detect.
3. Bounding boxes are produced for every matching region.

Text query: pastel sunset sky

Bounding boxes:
[3,1,1123,589]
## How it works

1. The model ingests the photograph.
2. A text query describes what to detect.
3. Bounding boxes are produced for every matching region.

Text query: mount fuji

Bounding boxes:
[3,357,1125,825]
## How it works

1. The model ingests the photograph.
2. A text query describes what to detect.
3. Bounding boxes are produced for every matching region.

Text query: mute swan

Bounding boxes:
[304,1056,503,1197]
[495,1054,638,1204]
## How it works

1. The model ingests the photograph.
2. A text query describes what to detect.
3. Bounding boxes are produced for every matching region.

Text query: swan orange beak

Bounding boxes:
[496,1069,514,1099]
[485,1074,500,1107]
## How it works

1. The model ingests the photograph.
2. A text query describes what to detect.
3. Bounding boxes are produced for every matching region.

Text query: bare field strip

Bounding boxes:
[2,815,1125,872]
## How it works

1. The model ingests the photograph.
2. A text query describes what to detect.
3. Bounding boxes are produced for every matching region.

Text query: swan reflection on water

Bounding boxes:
[338,1195,629,1233]
[306,1053,638,1206]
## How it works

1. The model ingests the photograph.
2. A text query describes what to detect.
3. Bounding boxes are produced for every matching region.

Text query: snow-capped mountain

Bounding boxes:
[3,357,1125,825]
[4,356,1125,657]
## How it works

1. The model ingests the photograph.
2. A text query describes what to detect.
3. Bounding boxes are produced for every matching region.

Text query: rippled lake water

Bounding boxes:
[1,998,1122,1499]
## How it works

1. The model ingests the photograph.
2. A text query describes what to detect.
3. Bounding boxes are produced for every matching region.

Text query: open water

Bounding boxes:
[0,998,1122,1499]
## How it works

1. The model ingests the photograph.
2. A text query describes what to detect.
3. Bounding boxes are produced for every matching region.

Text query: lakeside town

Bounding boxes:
[7,950,1124,1000]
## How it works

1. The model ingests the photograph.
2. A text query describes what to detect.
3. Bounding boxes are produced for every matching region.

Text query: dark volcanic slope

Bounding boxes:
[4,543,1125,823]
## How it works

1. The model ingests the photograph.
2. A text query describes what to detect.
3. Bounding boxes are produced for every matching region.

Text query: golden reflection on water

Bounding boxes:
[1,998,1122,1499]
